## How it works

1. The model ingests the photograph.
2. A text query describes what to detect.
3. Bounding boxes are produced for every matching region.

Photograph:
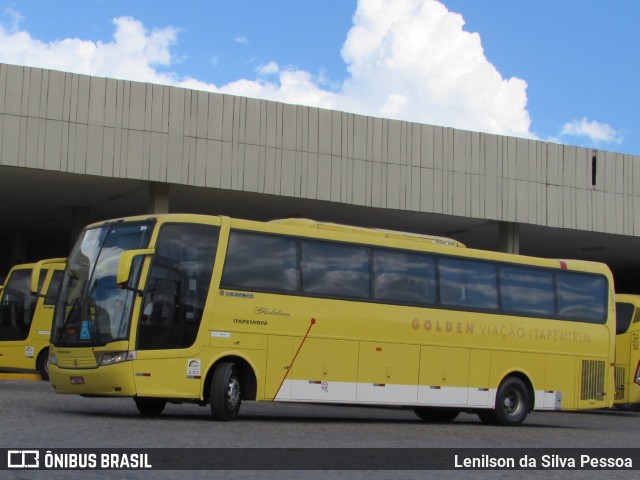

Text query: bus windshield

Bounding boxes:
[52,221,154,346]
[0,269,39,341]
[616,302,635,335]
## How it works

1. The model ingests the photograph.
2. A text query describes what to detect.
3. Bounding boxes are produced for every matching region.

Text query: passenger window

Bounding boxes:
[500,266,554,317]
[222,232,299,292]
[373,249,436,304]
[557,272,606,323]
[439,258,498,309]
[301,241,370,299]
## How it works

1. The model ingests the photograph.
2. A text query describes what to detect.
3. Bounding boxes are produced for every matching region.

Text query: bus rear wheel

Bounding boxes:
[414,407,459,423]
[134,398,167,416]
[210,362,242,421]
[478,376,530,426]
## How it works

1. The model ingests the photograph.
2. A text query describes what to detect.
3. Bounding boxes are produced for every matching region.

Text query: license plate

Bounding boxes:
[70,377,85,385]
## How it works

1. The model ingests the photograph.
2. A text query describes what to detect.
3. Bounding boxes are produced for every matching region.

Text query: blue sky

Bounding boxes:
[1,0,638,155]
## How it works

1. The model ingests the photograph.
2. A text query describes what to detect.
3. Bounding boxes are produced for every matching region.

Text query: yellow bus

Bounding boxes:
[0,259,66,380]
[614,294,640,408]
[48,214,615,425]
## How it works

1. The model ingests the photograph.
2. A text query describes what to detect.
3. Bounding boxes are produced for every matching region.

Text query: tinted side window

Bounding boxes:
[138,224,218,350]
[302,241,370,299]
[616,302,635,335]
[501,266,554,316]
[222,232,299,292]
[439,258,498,309]
[0,270,38,341]
[557,272,606,323]
[44,271,64,306]
[373,250,436,304]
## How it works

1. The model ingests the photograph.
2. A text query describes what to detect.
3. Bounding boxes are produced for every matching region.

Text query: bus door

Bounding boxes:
[131,223,219,399]
[265,335,294,400]
[0,267,40,371]
[30,267,64,341]
[628,322,640,405]
[615,301,634,404]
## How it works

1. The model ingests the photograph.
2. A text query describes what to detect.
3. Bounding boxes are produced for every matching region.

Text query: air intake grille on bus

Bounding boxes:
[580,360,605,401]
[614,366,626,401]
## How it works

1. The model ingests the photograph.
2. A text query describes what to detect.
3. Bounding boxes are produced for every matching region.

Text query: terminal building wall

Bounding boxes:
[2,63,640,235]
[1,63,640,280]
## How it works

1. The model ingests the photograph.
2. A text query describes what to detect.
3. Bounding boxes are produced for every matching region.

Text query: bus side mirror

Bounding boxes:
[30,258,67,296]
[117,248,155,294]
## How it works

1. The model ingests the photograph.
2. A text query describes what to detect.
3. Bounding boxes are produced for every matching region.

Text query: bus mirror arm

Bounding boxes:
[116,282,144,297]
[116,248,155,296]
[29,257,67,296]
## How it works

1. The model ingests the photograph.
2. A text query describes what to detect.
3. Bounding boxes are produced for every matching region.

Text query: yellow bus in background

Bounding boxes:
[0,259,66,380]
[48,214,615,426]
[614,294,640,408]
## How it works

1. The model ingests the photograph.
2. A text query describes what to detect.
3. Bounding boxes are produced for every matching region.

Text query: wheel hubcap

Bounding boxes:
[227,377,240,411]
[504,391,522,415]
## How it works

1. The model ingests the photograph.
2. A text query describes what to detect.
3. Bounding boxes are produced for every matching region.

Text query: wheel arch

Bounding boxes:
[496,370,535,411]
[203,355,257,403]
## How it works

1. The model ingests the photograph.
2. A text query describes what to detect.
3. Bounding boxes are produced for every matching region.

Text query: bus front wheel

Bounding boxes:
[210,362,242,421]
[134,398,167,416]
[478,376,530,426]
[36,349,49,381]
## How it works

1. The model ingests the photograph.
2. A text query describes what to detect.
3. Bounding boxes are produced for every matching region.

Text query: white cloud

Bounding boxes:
[0,0,533,139]
[234,35,248,45]
[3,7,24,32]
[0,16,180,84]
[560,117,622,145]
[215,0,533,138]
[257,61,279,75]
[338,0,531,136]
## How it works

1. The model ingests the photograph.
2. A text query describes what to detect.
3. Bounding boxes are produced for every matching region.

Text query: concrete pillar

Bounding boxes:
[9,229,26,265]
[499,222,520,254]
[148,182,170,214]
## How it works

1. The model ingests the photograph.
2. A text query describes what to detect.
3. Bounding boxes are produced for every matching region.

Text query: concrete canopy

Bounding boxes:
[1,63,640,291]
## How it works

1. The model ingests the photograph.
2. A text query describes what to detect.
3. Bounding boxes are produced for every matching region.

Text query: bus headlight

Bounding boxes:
[49,353,58,366]
[99,351,137,366]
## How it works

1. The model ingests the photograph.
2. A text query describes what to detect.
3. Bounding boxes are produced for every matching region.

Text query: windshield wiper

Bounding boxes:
[87,296,101,341]
[61,296,83,330]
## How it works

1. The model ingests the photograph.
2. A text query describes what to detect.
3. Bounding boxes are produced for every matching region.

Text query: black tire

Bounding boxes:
[210,362,242,421]
[36,349,49,381]
[414,407,459,423]
[134,397,167,416]
[477,409,497,425]
[480,377,530,426]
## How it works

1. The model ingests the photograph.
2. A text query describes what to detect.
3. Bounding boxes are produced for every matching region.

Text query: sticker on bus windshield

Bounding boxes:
[80,321,92,340]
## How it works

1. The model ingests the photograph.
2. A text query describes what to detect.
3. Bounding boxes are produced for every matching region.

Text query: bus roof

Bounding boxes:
[81,214,612,277]
[616,293,640,306]
[269,218,465,248]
